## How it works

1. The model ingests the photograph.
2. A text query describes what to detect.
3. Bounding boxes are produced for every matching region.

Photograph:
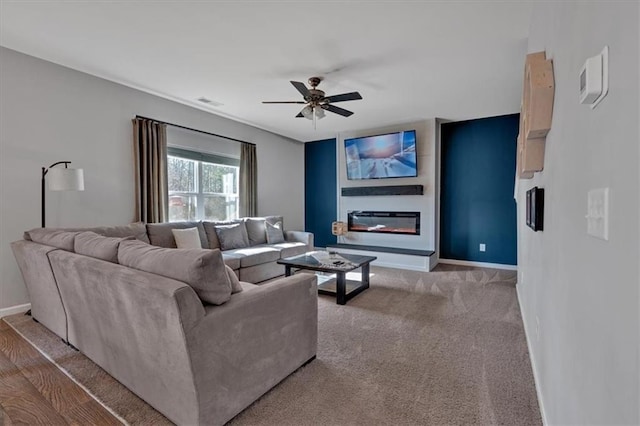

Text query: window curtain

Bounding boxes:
[132,118,168,223]
[239,142,257,217]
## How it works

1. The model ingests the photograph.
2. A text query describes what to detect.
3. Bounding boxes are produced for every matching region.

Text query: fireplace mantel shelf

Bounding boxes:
[327,243,434,257]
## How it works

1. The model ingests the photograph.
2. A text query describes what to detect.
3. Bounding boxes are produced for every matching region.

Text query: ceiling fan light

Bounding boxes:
[301,105,314,120]
[315,107,325,119]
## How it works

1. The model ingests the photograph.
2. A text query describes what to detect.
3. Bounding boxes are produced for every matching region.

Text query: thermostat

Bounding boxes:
[580,46,609,108]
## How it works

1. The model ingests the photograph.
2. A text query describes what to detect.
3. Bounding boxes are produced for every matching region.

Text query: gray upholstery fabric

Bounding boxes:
[215,223,250,250]
[146,222,208,248]
[224,246,281,268]
[285,230,314,250]
[202,220,243,250]
[265,221,285,244]
[24,223,150,244]
[222,253,242,270]
[17,237,318,426]
[225,265,243,294]
[265,215,284,226]
[10,241,68,341]
[190,274,318,425]
[239,260,286,283]
[270,241,309,258]
[118,240,231,305]
[26,229,79,251]
[244,217,267,245]
[74,232,130,263]
[95,222,150,244]
[48,250,203,425]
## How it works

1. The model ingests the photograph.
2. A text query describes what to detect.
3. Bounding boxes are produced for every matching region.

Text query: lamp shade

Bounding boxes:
[48,168,84,191]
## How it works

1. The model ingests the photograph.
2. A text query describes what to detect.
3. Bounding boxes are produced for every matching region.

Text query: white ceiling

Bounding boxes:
[0,1,533,142]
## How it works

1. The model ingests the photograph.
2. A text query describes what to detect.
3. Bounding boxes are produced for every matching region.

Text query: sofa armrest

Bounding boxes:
[186,273,318,425]
[285,230,314,250]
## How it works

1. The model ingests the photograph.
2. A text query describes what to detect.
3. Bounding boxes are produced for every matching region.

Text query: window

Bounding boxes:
[167,147,240,222]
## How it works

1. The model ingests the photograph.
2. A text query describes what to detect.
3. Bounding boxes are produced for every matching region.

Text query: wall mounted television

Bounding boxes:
[345,130,417,180]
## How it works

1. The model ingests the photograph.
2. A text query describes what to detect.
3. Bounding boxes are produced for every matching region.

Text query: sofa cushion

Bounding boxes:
[118,240,231,305]
[225,265,243,294]
[244,217,268,245]
[74,231,131,263]
[172,227,202,249]
[215,223,250,250]
[222,253,242,270]
[270,242,308,259]
[265,221,285,244]
[223,246,281,268]
[96,222,150,244]
[147,222,208,248]
[26,229,79,251]
[202,220,242,250]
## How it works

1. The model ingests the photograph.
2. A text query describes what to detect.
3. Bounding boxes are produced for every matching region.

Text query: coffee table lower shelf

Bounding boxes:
[315,274,370,305]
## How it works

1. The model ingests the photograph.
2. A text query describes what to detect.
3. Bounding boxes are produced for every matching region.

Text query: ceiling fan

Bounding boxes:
[262,77,363,126]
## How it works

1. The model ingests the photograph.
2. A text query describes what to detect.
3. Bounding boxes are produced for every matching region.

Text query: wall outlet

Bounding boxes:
[536,316,541,341]
[479,243,486,252]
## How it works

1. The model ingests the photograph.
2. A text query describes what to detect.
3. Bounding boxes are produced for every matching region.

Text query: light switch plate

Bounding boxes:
[586,188,609,240]
[479,243,486,252]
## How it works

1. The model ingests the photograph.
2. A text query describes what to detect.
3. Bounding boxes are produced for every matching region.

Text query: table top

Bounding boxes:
[277,252,377,273]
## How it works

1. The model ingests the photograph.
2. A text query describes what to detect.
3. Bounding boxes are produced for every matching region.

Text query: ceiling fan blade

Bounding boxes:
[324,92,363,103]
[295,111,305,118]
[291,81,310,98]
[325,104,354,117]
[262,101,307,104]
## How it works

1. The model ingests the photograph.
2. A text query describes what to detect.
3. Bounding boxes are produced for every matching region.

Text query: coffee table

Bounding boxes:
[278,252,377,305]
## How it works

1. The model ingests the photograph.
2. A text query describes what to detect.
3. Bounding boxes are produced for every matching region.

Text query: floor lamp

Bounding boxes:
[42,161,84,227]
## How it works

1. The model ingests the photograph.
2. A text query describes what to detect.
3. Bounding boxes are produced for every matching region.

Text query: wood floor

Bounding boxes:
[0,318,121,425]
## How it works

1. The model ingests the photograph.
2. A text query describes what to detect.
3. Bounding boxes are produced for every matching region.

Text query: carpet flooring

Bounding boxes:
[3,264,541,425]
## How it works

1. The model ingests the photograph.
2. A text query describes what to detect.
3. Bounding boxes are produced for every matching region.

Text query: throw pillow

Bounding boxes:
[215,223,250,250]
[172,227,202,249]
[244,217,267,245]
[265,221,285,244]
[225,265,243,294]
[146,222,208,248]
[74,231,132,263]
[118,240,232,305]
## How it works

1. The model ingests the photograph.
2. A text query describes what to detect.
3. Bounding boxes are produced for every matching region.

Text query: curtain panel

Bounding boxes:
[239,142,257,217]
[132,118,168,223]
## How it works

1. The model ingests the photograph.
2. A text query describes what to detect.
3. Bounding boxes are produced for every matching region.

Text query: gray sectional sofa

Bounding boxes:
[11,218,318,425]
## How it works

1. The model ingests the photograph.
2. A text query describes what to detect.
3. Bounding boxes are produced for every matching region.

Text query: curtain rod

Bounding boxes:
[135,115,256,146]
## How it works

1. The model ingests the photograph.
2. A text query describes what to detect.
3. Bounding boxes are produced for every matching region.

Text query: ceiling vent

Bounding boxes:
[196,97,224,107]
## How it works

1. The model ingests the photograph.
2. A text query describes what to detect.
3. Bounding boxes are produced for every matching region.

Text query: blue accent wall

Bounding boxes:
[305,139,337,248]
[440,114,518,265]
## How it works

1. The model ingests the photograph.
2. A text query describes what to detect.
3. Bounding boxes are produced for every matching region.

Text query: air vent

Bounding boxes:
[196,97,224,107]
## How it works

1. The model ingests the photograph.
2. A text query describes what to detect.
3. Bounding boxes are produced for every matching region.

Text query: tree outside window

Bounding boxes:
[167,149,239,222]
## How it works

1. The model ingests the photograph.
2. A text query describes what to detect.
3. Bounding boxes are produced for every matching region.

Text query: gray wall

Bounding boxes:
[517,2,639,424]
[0,47,304,310]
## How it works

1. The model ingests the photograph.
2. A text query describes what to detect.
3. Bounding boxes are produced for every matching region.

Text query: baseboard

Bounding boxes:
[0,303,31,318]
[438,258,517,271]
[516,284,548,426]
[371,261,429,272]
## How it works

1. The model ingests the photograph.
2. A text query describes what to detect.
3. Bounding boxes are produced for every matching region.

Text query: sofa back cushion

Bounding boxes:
[74,231,131,263]
[118,240,231,305]
[215,223,250,250]
[26,229,79,251]
[146,222,208,248]
[95,222,150,244]
[24,223,150,244]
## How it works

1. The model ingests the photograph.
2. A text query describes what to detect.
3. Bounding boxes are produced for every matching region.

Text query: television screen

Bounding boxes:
[345,130,417,180]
